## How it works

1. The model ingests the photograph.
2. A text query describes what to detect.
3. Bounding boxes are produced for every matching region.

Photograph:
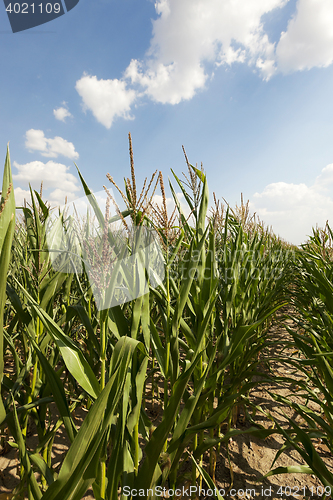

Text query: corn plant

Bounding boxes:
[0,146,16,426]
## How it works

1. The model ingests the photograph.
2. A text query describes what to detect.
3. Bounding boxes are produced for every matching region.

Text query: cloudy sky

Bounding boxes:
[1,0,333,244]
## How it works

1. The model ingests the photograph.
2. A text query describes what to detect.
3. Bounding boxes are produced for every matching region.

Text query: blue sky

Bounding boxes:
[1,0,333,244]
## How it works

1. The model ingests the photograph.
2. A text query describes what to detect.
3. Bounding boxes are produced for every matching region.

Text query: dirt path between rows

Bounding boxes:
[209,313,333,500]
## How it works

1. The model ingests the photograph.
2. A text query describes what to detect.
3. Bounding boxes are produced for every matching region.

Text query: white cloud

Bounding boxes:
[312,163,333,194]
[25,129,48,153]
[75,74,137,128]
[25,129,79,160]
[276,0,333,73]
[250,163,333,244]
[14,187,73,210]
[75,0,333,124]
[54,106,72,122]
[13,160,80,195]
[46,188,79,207]
[14,187,31,207]
[124,0,286,104]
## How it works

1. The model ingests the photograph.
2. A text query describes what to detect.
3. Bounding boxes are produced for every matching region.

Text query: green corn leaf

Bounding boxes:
[110,305,130,337]
[168,346,216,472]
[167,393,237,454]
[170,169,194,213]
[4,398,53,425]
[192,427,283,459]
[28,185,44,268]
[41,337,145,500]
[127,355,149,433]
[0,146,16,425]
[27,334,77,442]
[0,146,16,250]
[30,453,55,486]
[218,304,285,372]
[264,465,314,478]
[75,165,105,228]
[67,305,100,353]
[169,180,194,236]
[13,278,100,399]
[196,170,208,238]
[106,373,132,500]
[140,290,151,352]
[190,454,224,500]
[135,349,203,493]
[33,190,49,220]
[150,318,166,378]
[9,397,42,500]
[6,283,32,325]
[131,296,143,340]
[273,416,333,487]
[173,226,209,329]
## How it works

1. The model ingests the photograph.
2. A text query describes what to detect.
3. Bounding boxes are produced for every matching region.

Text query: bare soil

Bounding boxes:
[206,315,333,500]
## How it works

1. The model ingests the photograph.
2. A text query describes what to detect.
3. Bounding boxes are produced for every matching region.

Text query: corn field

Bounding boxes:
[0,138,333,500]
